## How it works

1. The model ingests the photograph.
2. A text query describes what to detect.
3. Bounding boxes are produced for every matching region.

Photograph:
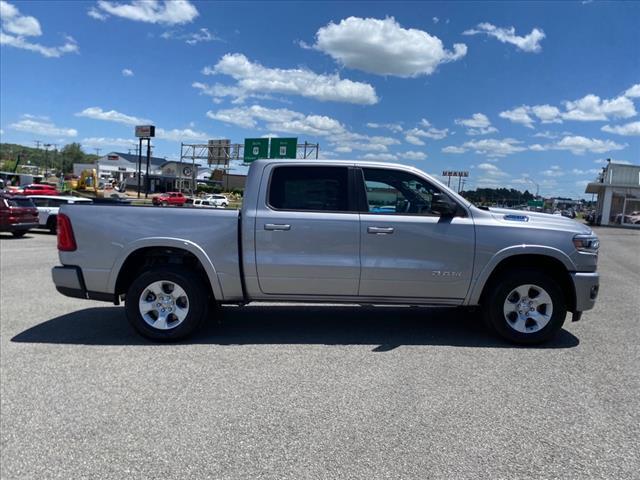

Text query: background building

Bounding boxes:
[585,160,640,227]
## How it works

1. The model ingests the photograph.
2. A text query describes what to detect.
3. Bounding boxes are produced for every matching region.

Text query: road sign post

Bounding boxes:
[243,138,269,163]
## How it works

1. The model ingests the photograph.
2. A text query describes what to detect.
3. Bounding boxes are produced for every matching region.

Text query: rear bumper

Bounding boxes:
[0,222,39,232]
[571,272,600,312]
[52,266,116,303]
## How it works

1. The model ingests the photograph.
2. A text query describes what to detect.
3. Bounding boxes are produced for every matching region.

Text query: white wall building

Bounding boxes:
[585,160,640,227]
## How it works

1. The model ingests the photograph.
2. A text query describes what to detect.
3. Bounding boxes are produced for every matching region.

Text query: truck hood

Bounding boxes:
[487,207,593,235]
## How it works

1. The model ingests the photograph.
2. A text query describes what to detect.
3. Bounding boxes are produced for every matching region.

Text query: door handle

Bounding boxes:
[367,226,394,234]
[264,223,291,231]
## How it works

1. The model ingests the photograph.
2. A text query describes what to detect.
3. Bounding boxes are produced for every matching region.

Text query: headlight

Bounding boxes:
[573,234,600,253]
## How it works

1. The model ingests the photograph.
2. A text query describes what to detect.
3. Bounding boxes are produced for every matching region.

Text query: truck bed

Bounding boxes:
[58,204,244,301]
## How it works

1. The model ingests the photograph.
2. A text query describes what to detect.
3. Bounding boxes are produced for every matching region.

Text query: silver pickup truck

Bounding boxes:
[52,160,600,344]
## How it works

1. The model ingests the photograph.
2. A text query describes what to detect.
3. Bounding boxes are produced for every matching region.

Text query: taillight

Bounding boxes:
[57,214,77,251]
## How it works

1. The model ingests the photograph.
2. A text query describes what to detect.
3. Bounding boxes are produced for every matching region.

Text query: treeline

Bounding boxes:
[0,143,98,174]
[461,187,535,206]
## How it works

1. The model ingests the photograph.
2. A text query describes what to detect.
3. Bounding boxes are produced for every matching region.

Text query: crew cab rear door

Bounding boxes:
[356,167,475,301]
[254,165,361,296]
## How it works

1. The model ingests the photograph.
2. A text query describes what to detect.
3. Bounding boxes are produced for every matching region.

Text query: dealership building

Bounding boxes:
[585,160,640,227]
[74,152,213,193]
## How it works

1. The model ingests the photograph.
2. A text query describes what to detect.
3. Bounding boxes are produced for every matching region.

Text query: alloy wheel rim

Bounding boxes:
[502,284,553,334]
[138,280,189,330]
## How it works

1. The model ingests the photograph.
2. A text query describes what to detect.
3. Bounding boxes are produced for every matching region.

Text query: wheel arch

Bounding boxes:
[469,248,576,313]
[109,238,224,301]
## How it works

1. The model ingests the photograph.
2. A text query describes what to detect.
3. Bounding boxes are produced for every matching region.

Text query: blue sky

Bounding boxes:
[1,0,639,198]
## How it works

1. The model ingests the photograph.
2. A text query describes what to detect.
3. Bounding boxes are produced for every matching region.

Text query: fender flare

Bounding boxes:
[465,245,576,305]
[106,237,225,300]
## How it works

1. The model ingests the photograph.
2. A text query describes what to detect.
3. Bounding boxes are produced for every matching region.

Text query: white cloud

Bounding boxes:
[542,165,564,177]
[0,1,78,57]
[206,104,399,154]
[562,94,636,121]
[404,134,425,146]
[455,113,498,135]
[366,122,403,133]
[91,0,198,25]
[81,137,134,148]
[533,130,559,139]
[122,68,134,77]
[406,126,449,140]
[0,0,41,36]
[361,153,398,162]
[198,53,378,105]
[161,27,219,45]
[476,162,508,176]
[76,107,151,126]
[624,84,640,98]
[9,117,77,137]
[463,23,545,53]
[87,7,107,20]
[312,16,467,77]
[499,107,535,128]
[442,146,466,154]
[403,151,427,161]
[462,138,526,157]
[601,121,640,136]
[455,113,491,129]
[552,135,627,155]
[156,127,211,141]
[432,17,439,24]
[531,104,562,123]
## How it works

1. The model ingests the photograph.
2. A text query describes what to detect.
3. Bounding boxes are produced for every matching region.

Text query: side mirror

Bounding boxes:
[431,193,457,217]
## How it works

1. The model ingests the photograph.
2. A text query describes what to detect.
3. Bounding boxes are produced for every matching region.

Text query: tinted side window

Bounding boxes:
[269,166,349,212]
[32,198,49,207]
[362,168,443,216]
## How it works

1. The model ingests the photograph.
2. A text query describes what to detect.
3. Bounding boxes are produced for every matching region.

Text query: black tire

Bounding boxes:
[482,269,566,345]
[125,266,210,341]
[12,230,27,238]
[47,216,57,234]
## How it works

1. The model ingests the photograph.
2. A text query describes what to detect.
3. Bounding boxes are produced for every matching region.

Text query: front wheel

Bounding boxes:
[125,266,209,341]
[482,269,566,345]
[12,230,27,238]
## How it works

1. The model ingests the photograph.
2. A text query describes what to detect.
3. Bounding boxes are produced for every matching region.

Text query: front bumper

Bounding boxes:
[52,266,116,303]
[571,271,600,312]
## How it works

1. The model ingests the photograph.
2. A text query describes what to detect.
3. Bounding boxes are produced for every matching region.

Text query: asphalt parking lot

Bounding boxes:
[1,227,639,479]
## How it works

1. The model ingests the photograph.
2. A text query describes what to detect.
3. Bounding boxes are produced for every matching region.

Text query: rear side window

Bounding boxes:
[269,166,349,212]
[31,198,49,207]
[6,198,35,208]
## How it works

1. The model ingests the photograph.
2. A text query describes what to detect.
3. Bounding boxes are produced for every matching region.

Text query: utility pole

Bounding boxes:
[44,143,51,178]
[94,148,102,157]
[34,140,42,175]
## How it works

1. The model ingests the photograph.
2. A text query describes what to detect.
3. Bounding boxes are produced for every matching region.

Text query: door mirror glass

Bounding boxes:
[431,192,457,217]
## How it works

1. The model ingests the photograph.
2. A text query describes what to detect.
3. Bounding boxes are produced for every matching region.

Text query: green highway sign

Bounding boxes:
[243,138,269,163]
[269,138,297,159]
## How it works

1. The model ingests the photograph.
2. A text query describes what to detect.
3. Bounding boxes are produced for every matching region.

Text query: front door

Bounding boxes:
[358,167,475,301]
[254,165,361,296]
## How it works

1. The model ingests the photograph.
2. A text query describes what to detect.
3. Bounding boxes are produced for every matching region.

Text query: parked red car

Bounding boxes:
[0,193,39,237]
[152,192,187,206]
[19,184,58,196]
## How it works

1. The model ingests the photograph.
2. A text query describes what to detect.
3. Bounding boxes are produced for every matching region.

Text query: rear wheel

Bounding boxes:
[125,266,209,341]
[12,230,26,238]
[483,269,566,344]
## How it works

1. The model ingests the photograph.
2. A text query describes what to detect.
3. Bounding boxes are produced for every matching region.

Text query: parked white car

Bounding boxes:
[28,195,92,233]
[191,198,219,209]
[203,194,229,208]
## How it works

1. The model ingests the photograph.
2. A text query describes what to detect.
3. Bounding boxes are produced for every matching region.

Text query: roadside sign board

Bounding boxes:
[135,125,155,138]
[269,138,297,159]
[243,138,269,163]
[442,170,469,177]
[208,139,230,164]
